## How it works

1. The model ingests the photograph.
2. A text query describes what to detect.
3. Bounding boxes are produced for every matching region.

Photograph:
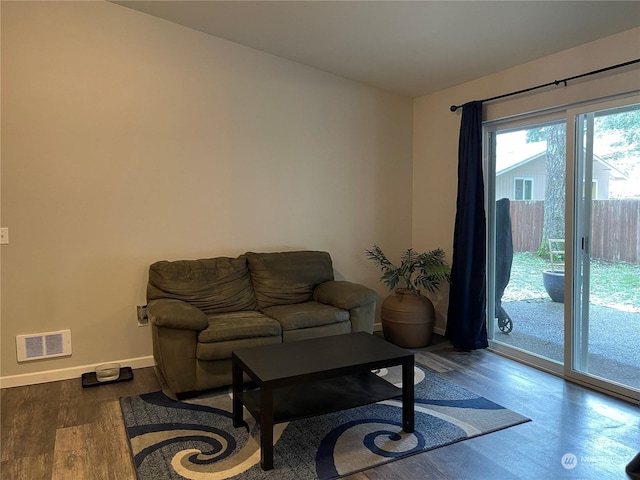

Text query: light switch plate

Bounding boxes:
[0,228,8,245]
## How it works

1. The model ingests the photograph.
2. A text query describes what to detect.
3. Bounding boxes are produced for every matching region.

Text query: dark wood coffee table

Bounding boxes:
[231,332,414,470]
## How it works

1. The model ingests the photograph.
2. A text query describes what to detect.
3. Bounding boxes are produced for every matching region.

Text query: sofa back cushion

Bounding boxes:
[147,257,257,314]
[245,251,334,309]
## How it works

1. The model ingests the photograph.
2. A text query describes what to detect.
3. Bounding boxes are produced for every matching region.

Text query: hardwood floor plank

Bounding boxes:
[348,455,454,480]
[415,351,461,373]
[1,453,53,480]
[52,425,90,480]
[411,442,519,480]
[1,382,61,461]
[96,400,137,480]
[52,400,137,480]
[341,472,373,480]
[57,378,104,429]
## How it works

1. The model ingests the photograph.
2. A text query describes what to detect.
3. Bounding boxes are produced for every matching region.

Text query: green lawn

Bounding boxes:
[503,252,640,312]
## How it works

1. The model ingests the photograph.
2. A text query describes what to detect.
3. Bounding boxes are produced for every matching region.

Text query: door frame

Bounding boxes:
[565,95,640,403]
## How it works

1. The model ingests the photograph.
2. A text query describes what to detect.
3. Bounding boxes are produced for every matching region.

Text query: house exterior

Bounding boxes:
[495,141,627,201]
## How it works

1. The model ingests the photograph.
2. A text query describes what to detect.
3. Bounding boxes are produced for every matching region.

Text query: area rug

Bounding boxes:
[120,365,530,480]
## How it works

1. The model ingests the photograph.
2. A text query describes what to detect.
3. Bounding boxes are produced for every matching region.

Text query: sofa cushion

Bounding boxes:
[198,311,281,343]
[245,251,334,309]
[197,336,282,362]
[147,257,256,314]
[262,301,349,331]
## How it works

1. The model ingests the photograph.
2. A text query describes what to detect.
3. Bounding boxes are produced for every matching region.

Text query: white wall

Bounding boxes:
[413,27,640,332]
[1,2,414,381]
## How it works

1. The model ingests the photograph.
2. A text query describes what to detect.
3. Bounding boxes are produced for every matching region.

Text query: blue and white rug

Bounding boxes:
[120,365,529,479]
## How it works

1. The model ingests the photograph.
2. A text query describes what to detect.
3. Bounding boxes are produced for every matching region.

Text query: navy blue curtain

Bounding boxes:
[445,101,488,350]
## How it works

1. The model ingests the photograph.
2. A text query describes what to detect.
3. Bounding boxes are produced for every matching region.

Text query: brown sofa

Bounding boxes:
[147,250,377,398]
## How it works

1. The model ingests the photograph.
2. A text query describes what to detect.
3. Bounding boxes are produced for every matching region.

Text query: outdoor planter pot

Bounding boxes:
[543,270,564,303]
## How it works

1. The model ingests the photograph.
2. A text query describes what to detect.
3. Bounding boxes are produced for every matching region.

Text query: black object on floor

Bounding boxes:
[82,366,134,388]
[627,452,640,479]
[495,198,514,334]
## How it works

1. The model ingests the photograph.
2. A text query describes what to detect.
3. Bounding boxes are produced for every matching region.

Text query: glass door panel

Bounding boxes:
[572,101,640,395]
[487,119,567,367]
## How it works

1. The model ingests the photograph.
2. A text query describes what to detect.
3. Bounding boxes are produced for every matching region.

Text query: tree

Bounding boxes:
[525,123,566,257]
[594,108,640,161]
[540,123,566,258]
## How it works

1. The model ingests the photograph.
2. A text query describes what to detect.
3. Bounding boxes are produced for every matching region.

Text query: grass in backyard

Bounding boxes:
[503,252,640,312]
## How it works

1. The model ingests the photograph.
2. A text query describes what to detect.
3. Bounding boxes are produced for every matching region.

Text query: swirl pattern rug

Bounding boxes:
[120,365,529,479]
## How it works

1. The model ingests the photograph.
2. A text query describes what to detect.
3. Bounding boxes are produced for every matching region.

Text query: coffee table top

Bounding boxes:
[232,332,413,388]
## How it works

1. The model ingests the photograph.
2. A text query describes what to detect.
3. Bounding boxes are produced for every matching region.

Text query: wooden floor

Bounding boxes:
[2,339,638,480]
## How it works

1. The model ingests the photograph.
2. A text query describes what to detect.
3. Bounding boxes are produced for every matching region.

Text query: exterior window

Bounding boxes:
[514,178,533,200]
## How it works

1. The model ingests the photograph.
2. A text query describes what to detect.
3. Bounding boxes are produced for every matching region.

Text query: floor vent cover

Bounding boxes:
[16,330,72,362]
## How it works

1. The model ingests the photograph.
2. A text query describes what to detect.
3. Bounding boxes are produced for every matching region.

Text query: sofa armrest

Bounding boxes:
[147,299,208,331]
[313,281,377,310]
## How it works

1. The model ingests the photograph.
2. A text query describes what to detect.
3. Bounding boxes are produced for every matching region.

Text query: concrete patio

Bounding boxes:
[494,298,640,391]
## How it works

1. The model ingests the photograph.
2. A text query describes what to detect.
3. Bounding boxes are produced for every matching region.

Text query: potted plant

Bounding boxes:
[364,245,450,348]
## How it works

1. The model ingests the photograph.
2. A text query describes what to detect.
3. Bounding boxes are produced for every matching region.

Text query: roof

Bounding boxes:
[496,133,628,180]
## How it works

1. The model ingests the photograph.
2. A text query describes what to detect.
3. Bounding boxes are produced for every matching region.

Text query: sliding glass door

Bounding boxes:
[570,98,640,397]
[486,96,640,401]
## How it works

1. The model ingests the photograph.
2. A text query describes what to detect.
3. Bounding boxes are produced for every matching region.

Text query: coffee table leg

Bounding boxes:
[402,357,414,433]
[260,388,274,470]
[232,358,243,428]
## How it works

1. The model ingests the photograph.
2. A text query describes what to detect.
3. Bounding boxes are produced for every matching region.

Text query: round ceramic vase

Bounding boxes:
[381,288,435,348]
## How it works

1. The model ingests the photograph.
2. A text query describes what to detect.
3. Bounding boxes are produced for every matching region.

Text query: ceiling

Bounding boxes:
[114,1,640,98]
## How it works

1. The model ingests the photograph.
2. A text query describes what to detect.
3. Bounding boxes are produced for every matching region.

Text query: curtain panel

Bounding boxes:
[445,101,488,350]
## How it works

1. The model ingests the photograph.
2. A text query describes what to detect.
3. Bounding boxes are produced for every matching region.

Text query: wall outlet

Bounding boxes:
[0,228,8,245]
[137,305,148,327]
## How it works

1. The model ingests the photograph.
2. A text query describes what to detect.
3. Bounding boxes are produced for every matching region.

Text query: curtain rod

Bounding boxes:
[449,58,640,112]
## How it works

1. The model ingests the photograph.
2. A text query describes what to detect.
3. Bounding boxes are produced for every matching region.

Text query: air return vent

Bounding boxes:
[16,330,72,362]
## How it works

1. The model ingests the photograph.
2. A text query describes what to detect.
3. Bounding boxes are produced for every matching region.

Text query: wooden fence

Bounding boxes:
[508,199,640,264]
[509,201,544,253]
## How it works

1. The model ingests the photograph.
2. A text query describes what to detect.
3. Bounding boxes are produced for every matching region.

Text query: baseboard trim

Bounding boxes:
[0,355,156,389]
